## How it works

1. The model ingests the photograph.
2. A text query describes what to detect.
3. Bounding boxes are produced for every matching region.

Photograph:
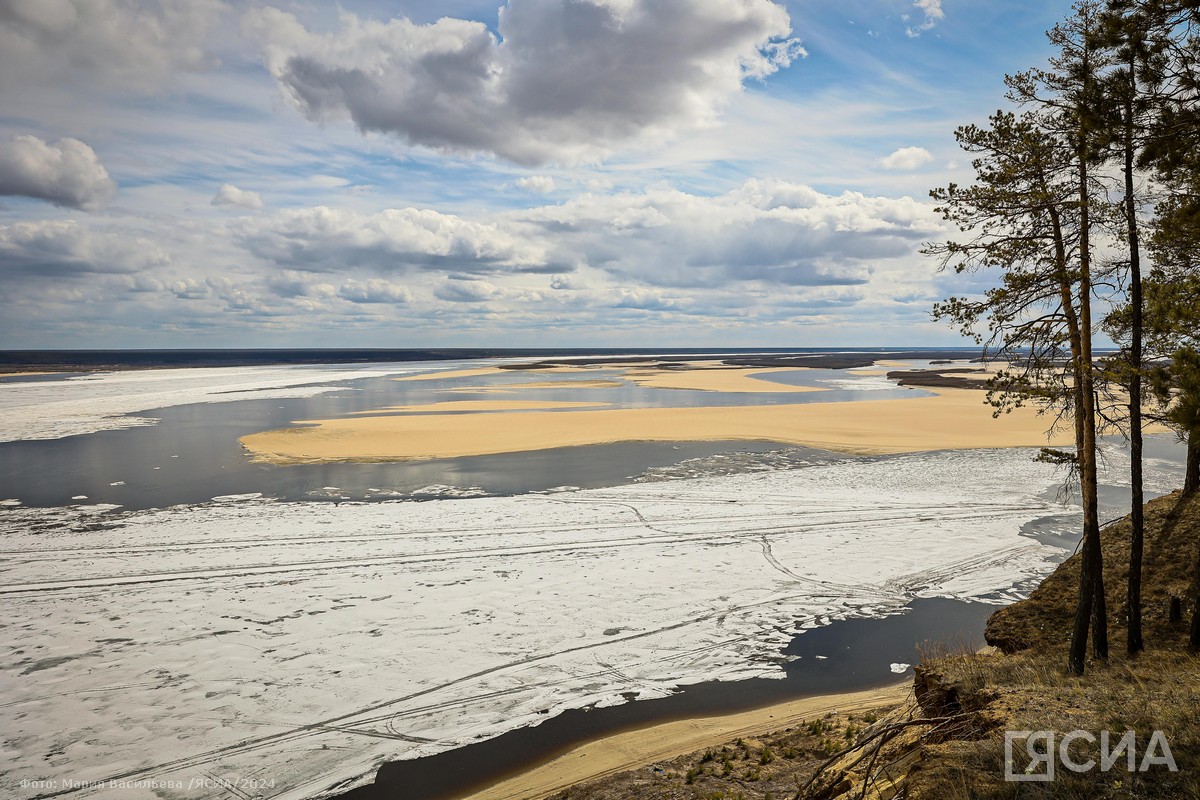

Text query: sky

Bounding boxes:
[0,0,1076,349]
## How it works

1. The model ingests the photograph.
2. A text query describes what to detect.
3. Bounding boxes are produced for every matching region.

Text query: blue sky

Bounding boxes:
[0,0,1075,348]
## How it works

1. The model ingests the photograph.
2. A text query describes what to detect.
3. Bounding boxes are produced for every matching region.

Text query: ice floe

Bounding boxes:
[0,364,438,442]
[0,446,1088,799]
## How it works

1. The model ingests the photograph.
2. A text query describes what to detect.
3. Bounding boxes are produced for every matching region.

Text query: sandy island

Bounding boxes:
[459,682,909,800]
[398,363,823,394]
[240,386,1079,464]
[622,365,823,393]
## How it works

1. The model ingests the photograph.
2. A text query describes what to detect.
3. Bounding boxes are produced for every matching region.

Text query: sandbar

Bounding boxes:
[407,361,822,395]
[240,387,1080,464]
[458,682,909,800]
[350,400,608,415]
[623,366,823,393]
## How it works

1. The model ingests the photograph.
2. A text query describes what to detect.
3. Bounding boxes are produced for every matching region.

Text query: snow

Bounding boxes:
[0,364,434,442]
[1,447,1074,799]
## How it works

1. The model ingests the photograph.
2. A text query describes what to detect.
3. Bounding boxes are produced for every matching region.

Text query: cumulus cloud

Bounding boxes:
[338,278,411,304]
[227,180,942,296]
[435,279,501,303]
[246,0,805,165]
[0,220,169,276]
[906,0,944,37]
[235,206,551,273]
[515,175,556,194]
[211,183,264,210]
[517,179,943,288]
[0,0,226,91]
[877,146,934,171]
[0,135,116,210]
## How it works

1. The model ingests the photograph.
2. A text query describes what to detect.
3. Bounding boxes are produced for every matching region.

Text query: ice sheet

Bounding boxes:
[0,364,433,442]
[0,447,1078,799]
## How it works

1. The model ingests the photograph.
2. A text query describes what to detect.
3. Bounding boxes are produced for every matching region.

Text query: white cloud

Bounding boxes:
[515,175,556,194]
[0,0,227,91]
[877,146,934,171]
[906,0,944,37]
[235,206,552,273]
[0,135,116,210]
[309,175,350,188]
[516,179,943,288]
[0,180,947,342]
[211,183,263,210]
[227,180,943,295]
[0,220,169,276]
[245,0,805,165]
[435,279,501,303]
[337,278,412,304]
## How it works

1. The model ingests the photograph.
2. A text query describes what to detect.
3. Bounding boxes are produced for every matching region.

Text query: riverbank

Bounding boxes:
[531,490,1200,800]
[460,682,909,800]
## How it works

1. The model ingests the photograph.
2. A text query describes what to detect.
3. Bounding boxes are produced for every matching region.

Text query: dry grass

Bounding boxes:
[544,708,901,800]
[898,490,1200,799]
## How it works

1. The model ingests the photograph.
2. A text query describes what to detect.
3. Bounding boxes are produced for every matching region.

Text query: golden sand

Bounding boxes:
[350,400,608,415]
[0,371,56,379]
[458,683,909,800]
[624,366,822,393]
[240,387,1078,464]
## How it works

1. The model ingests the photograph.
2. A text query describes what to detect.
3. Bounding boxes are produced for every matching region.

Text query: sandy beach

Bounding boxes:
[459,682,909,800]
[240,386,1077,464]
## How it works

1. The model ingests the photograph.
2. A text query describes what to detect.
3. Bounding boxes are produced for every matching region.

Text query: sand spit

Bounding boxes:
[460,683,909,800]
[623,366,823,393]
[241,388,1075,464]
[395,361,822,395]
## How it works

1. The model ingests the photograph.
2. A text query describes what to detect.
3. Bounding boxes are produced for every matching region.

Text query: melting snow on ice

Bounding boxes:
[1,447,1078,799]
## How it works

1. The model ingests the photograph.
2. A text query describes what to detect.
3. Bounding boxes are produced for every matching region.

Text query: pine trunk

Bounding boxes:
[1186,434,1199,496]
[1124,77,1145,656]
[1071,68,1107,666]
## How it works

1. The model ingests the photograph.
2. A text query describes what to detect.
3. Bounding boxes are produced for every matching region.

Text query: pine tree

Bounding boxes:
[931,2,1115,674]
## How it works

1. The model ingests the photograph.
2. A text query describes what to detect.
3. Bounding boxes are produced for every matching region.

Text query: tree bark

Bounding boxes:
[1124,65,1145,656]
[1185,433,1199,496]
[1078,207,1107,664]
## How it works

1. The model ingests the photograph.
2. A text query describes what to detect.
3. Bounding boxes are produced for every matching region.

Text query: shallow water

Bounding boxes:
[349,597,993,800]
[0,360,929,510]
